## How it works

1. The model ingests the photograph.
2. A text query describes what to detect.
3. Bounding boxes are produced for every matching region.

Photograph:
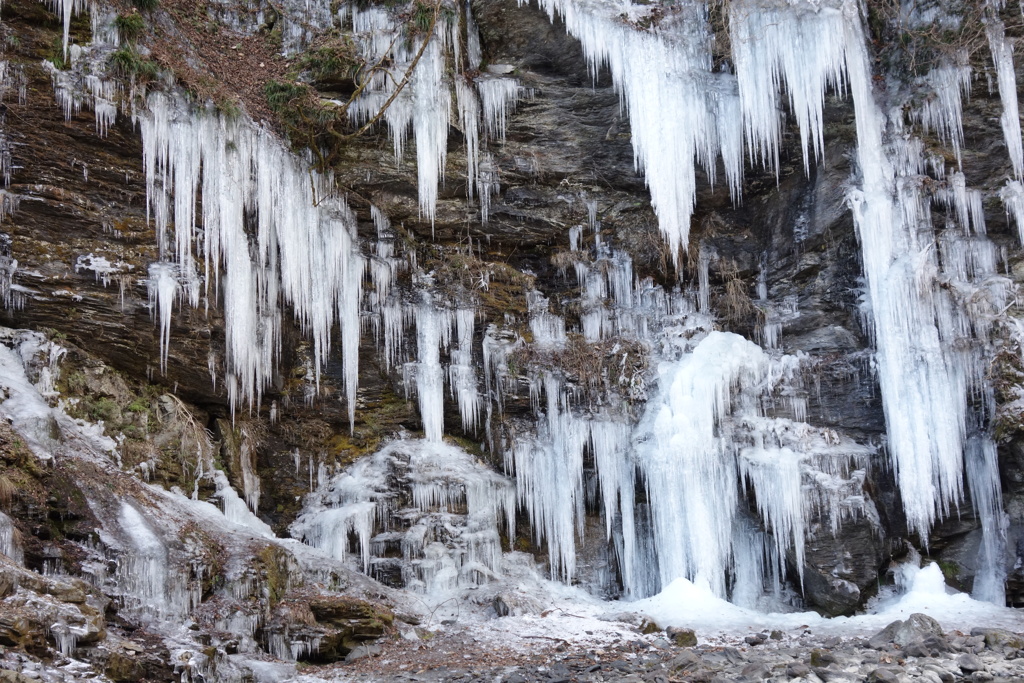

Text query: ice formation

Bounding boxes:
[0,510,23,565]
[523,0,744,261]
[140,93,365,422]
[349,3,523,224]
[988,21,1024,181]
[292,439,515,594]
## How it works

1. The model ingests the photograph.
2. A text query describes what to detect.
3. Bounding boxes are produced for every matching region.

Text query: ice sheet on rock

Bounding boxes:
[0,510,23,565]
[527,290,567,350]
[292,438,515,594]
[117,501,196,622]
[0,328,115,460]
[75,253,133,288]
[212,471,274,537]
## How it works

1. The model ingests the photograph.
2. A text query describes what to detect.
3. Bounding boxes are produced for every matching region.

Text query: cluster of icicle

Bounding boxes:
[347,2,523,224]
[141,92,366,424]
[497,0,1013,603]
[498,232,876,601]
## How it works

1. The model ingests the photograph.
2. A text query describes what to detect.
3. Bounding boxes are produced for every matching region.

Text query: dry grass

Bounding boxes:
[715,258,763,330]
[0,473,14,510]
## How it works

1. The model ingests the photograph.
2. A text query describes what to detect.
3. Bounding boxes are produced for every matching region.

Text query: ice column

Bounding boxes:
[449,308,480,432]
[844,11,969,539]
[633,331,766,597]
[965,435,1007,604]
[0,510,23,565]
[409,298,451,443]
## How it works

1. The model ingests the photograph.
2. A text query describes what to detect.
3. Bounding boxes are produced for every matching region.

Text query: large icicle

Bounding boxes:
[522,0,743,260]
[988,21,1024,181]
[844,13,964,539]
[408,296,452,443]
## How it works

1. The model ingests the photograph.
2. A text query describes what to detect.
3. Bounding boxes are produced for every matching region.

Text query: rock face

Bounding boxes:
[0,0,1022,675]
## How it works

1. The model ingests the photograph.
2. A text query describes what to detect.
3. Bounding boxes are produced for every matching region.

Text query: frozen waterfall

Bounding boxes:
[52,0,1015,612]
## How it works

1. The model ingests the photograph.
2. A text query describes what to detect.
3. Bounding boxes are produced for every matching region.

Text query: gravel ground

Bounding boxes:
[298,619,1024,682]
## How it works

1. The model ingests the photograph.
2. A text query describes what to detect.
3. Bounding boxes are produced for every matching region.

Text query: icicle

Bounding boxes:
[1001,179,1024,244]
[912,61,971,166]
[49,0,88,60]
[146,263,179,374]
[988,21,1024,180]
[739,446,806,585]
[409,297,451,442]
[519,0,746,262]
[448,307,480,432]
[477,76,520,143]
[730,0,847,174]
[841,3,971,539]
[965,435,1007,605]
[505,373,588,582]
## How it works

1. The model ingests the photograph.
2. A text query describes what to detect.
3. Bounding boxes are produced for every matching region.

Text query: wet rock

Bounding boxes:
[666,627,697,647]
[810,648,836,666]
[769,630,783,640]
[743,633,767,646]
[970,672,994,683]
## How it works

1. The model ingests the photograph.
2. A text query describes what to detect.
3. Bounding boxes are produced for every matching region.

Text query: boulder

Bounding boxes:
[492,592,543,617]
[970,628,1024,650]
[666,627,698,647]
[868,613,944,649]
